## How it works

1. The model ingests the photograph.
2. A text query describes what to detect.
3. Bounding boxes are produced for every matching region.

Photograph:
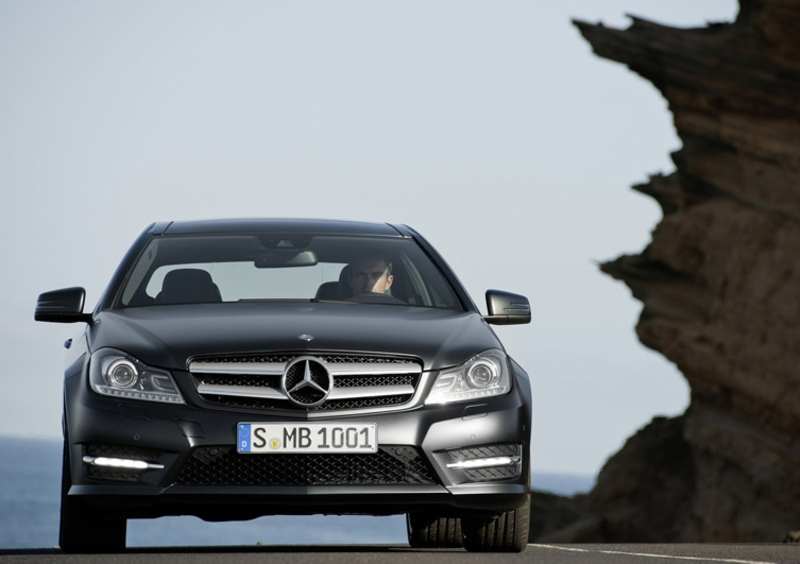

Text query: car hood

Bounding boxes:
[89,302,502,371]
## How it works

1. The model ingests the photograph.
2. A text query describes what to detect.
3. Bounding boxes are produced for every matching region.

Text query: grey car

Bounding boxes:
[35,218,532,553]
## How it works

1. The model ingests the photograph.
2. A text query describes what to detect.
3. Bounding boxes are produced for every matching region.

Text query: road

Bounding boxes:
[0,544,798,564]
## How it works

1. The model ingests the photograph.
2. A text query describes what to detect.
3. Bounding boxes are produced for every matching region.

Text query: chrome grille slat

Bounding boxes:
[329,384,415,400]
[189,360,419,377]
[196,384,286,400]
[190,361,285,375]
[327,363,421,376]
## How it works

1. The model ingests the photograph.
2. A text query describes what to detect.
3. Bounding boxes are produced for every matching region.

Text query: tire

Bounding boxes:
[59,438,127,553]
[406,512,463,548]
[461,495,530,552]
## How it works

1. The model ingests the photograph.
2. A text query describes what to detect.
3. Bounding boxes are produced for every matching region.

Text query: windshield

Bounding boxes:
[117,233,461,310]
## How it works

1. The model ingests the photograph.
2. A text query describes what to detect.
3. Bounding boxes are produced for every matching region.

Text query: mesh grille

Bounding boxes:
[316,395,413,411]
[202,394,412,411]
[463,466,519,482]
[198,355,295,364]
[198,374,278,388]
[86,467,143,482]
[323,356,413,364]
[176,445,438,486]
[334,374,417,388]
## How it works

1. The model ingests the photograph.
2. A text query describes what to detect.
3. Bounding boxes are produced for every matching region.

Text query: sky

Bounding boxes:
[0,1,738,476]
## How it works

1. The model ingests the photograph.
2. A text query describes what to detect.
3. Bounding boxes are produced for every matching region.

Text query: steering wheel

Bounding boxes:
[345,292,406,305]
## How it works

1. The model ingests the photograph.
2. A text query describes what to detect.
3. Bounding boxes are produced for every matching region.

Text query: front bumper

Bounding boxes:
[65,368,531,520]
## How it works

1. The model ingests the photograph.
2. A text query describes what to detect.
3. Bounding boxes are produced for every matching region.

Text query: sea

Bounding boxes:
[0,436,593,549]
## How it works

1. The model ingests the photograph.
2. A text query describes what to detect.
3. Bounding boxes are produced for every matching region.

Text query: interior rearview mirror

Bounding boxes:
[254,250,318,268]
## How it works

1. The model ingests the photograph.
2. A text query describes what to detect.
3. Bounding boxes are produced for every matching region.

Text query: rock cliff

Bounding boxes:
[557,0,800,541]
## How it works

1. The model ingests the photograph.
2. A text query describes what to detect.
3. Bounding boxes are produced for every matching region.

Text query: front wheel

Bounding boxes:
[461,495,530,552]
[406,512,463,548]
[59,439,126,553]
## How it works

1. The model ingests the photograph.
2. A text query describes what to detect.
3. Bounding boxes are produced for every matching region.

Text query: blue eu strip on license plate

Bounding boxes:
[237,422,377,454]
[238,423,252,453]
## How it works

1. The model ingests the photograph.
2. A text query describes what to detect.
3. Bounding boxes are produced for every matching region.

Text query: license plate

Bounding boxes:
[237,422,378,454]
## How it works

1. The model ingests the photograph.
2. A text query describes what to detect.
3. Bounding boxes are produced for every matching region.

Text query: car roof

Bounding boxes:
[155,218,407,237]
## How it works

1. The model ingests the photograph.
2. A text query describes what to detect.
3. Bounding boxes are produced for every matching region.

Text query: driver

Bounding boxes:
[348,257,394,296]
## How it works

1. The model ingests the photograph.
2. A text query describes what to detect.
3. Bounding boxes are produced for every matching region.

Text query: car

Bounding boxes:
[35,218,532,553]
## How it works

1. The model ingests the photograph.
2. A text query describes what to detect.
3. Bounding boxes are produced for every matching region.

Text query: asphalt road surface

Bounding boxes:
[1,544,798,564]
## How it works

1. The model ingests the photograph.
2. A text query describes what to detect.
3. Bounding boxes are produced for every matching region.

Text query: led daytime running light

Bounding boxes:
[100,388,185,403]
[82,456,164,470]
[446,456,520,469]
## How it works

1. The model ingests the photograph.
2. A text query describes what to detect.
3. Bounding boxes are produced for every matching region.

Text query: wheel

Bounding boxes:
[461,495,530,552]
[407,512,463,548]
[59,438,127,553]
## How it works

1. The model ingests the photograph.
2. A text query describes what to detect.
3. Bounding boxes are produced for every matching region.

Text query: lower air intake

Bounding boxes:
[176,445,438,486]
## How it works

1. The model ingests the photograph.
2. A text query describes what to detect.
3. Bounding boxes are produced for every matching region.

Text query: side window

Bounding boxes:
[145,264,216,300]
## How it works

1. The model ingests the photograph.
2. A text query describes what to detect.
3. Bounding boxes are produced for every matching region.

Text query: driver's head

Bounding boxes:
[348,257,393,295]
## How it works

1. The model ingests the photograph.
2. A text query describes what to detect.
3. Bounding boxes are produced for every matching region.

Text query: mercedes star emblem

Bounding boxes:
[282,357,332,407]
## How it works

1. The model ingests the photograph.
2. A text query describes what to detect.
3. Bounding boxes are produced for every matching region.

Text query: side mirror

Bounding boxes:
[483,290,531,325]
[35,287,93,323]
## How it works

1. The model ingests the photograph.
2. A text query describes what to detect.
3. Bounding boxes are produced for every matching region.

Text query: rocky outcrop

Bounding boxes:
[588,416,696,541]
[560,0,800,541]
[529,491,600,543]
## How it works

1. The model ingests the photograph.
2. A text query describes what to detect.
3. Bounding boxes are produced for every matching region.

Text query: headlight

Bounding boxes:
[106,359,138,388]
[425,350,511,405]
[89,349,185,404]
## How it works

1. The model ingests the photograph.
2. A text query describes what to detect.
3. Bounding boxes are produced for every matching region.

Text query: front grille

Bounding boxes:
[189,353,423,413]
[176,445,438,486]
[83,444,162,482]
